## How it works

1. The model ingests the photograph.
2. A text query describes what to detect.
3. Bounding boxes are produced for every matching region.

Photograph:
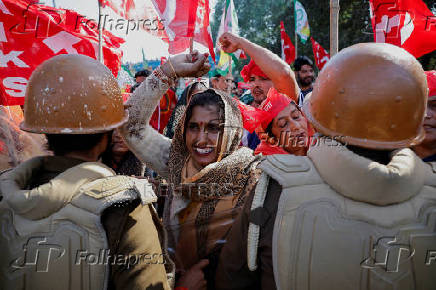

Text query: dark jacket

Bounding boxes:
[215,178,282,290]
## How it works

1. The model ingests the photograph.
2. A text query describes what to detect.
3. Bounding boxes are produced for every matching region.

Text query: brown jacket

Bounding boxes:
[0,156,171,290]
[215,178,282,290]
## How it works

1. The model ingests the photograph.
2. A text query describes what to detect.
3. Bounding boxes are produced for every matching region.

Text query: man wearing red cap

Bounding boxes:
[414,70,436,162]
[219,32,299,108]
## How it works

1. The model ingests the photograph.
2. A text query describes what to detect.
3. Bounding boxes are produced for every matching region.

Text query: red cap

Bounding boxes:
[426,71,436,97]
[259,88,292,129]
[240,60,269,82]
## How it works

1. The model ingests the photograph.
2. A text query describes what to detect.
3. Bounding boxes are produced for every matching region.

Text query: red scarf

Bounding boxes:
[254,140,289,155]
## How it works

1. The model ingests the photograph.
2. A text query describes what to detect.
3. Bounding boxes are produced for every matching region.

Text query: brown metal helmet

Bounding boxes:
[303,43,427,149]
[20,54,128,134]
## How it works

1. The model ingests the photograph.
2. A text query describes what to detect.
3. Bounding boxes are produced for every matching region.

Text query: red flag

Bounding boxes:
[152,0,215,60]
[191,0,215,62]
[99,0,167,39]
[151,0,197,54]
[233,98,272,133]
[280,21,295,65]
[0,0,124,106]
[311,37,330,71]
[0,0,124,105]
[149,88,177,133]
[369,0,436,58]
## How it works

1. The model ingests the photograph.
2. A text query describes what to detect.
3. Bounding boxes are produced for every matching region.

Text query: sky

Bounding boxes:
[45,0,218,63]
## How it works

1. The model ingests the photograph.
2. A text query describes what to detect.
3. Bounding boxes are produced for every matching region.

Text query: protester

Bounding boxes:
[216,43,436,289]
[233,80,242,98]
[219,32,300,153]
[0,55,173,290]
[102,129,146,176]
[293,55,315,105]
[120,51,262,289]
[219,32,299,108]
[131,69,151,93]
[413,70,436,162]
[164,81,207,139]
[210,71,233,92]
[254,88,311,156]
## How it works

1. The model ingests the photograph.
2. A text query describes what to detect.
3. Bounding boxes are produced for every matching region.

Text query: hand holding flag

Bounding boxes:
[162,51,211,78]
[218,32,242,53]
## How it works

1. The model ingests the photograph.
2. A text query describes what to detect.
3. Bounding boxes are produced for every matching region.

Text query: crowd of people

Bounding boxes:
[0,31,435,290]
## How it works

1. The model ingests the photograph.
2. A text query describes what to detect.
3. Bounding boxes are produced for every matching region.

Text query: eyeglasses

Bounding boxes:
[186,122,225,135]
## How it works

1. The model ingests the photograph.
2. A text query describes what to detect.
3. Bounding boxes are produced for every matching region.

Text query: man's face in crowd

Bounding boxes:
[422,95,436,146]
[249,75,273,107]
[135,76,146,84]
[296,64,315,88]
[212,76,232,92]
[271,103,308,155]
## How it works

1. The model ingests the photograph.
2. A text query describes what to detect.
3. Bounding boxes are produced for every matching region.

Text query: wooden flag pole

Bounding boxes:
[189,37,194,54]
[330,0,340,56]
[98,1,103,63]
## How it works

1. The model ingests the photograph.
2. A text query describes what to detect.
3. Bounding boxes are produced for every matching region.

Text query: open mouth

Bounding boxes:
[194,147,214,155]
[252,89,263,96]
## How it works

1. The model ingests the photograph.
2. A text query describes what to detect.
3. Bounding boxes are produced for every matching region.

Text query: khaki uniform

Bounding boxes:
[217,142,436,290]
[0,156,173,290]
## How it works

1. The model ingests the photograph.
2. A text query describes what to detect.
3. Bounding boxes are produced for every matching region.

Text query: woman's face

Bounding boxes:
[185,105,223,171]
[270,103,308,155]
[111,129,129,162]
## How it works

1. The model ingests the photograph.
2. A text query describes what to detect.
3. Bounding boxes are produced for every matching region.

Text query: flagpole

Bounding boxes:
[330,0,340,56]
[293,0,298,58]
[189,37,194,54]
[98,1,103,63]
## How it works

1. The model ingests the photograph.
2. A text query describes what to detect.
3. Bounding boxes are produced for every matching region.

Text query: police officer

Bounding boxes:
[0,54,173,289]
[216,43,436,290]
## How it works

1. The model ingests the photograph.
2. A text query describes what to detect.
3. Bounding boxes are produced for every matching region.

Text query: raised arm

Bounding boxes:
[120,52,210,178]
[219,32,299,100]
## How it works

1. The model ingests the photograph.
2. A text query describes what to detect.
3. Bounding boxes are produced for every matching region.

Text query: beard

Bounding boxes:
[298,75,314,87]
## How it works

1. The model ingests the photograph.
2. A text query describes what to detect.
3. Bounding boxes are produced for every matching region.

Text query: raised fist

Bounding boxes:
[162,51,210,78]
[218,32,241,54]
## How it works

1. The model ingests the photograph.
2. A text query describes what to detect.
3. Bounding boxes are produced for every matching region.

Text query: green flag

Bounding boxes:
[294,0,310,44]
